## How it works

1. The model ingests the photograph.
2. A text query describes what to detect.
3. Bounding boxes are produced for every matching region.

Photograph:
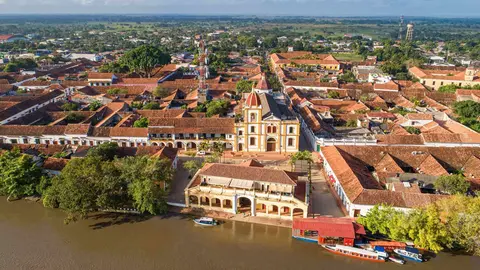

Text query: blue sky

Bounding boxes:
[0,0,479,17]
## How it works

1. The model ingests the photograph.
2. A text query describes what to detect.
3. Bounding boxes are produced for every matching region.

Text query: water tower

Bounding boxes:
[406,23,414,41]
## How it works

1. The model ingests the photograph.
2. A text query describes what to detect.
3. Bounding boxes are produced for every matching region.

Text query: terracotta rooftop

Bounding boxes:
[245,91,261,107]
[198,163,297,186]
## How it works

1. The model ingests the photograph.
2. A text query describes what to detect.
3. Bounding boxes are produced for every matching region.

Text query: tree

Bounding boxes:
[119,45,171,78]
[338,71,357,83]
[85,142,117,161]
[64,112,85,123]
[43,156,123,223]
[119,156,173,215]
[358,204,450,253]
[438,84,458,93]
[61,102,79,111]
[0,149,44,201]
[327,91,340,99]
[453,100,480,119]
[436,195,480,256]
[236,80,254,94]
[88,101,103,111]
[198,141,210,152]
[152,86,170,99]
[142,102,160,110]
[205,100,229,117]
[434,174,470,195]
[346,119,357,127]
[133,117,149,128]
[405,126,421,135]
[3,63,19,72]
[98,62,129,73]
[183,160,202,177]
[107,88,128,95]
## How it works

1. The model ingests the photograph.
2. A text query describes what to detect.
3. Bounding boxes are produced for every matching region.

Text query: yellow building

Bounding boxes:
[185,160,309,220]
[409,66,480,91]
[235,90,300,153]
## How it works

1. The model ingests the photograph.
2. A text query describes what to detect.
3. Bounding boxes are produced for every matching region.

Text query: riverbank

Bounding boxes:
[1,199,479,270]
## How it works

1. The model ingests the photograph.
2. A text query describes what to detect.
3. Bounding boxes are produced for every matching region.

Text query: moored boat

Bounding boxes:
[323,244,386,262]
[388,256,406,264]
[193,217,218,226]
[394,248,423,262]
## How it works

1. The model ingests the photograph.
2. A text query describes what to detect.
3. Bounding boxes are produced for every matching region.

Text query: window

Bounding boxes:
[239,130,243,136]
[249,137,256,146]
[11,139,18,144]
[289,127,295,134]
[459,83,462,87]
[432,81,436,86]
[22,139,28,144]
[34,139,40,144]
[250,126,256,133]
[288,138,294,147]
[267,126,272,133]
[272,126,277,133]
[250,113,256,122]
[440,82,444,86]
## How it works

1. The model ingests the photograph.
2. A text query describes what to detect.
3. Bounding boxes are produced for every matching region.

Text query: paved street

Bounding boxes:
[168,156,203,205]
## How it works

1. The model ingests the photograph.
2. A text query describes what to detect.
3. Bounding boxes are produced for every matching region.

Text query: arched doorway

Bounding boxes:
[176,142,183,149]
[237,197,252,214]
[189,142,197,150]
[223,199,232,209]
[266,138,276,152]
[159,142,166,147]
[281,206,291,216]
[293,208,304,217]
[167,142,173,148]
[238,143,243,152]
[152,142,159,146]
[256,203,267,213]
[271,205,279,215]
[189,195,199,205]
[200,196,210,206]
[211,198,221,207]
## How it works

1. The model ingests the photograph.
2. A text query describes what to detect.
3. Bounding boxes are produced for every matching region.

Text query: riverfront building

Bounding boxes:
[184,159,309,220]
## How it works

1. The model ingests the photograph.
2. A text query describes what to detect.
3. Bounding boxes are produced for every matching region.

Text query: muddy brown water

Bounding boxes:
[0,199,479,270]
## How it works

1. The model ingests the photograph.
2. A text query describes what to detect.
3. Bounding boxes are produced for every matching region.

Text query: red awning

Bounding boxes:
[293,217,364,239]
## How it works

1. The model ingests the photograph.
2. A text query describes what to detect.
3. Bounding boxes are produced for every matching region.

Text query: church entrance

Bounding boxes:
[266,138,276,152]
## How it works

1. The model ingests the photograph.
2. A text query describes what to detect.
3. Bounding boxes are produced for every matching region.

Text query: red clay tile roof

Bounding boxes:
[64,124,91,135]
[406,113,433,121]
[255,75,270,90]
[462,155,480,179]
[245,91,261,107]
[322,146,383,202]
[110,127,148,137]
[239,159,264,167]
[199,163,297,185]
[417,154,448,176]
[88,72,114,80]
[42,157,68,171]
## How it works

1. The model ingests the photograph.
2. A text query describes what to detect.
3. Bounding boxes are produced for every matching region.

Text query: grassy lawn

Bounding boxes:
[332,53,364,62]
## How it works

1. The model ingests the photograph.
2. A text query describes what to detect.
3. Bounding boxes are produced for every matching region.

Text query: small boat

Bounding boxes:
[388,256,406,265]
[394,248,423,262]
[323,244,386,262]
[193,217,218,226]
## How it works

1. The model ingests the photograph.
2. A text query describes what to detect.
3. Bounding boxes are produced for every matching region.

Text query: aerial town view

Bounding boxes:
[0,0,480,269]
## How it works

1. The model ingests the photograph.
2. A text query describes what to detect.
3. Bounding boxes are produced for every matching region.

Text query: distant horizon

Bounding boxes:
[0,0,479,18]
[0,13,479,20]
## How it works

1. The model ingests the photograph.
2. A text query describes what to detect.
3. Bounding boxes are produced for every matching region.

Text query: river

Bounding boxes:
[0,199,478,270]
